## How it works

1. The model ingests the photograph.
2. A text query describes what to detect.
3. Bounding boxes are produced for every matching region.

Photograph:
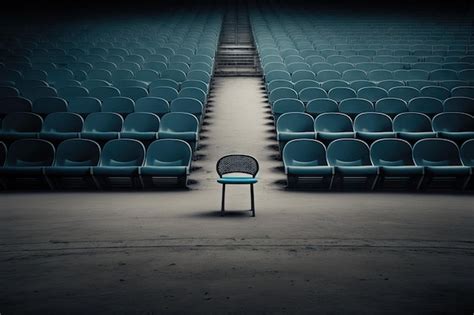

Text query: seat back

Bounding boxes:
[170,97,204,117]
[135,97,169,116]
[432,112,474,132]
[277,112,314,133]
[83,112,123,132]
[32,97,68,115]
[327,139,372,166]
[354,112,393,132]
[283,139,328,167]
[0,96,32,114]
[145,139,192,167]
[178,87,206,104]
[393,112,433,132]
[443,97,474,114]
[216,154,259,177]
[6,139,54,167]
[0,141,6,166]
[101,97,135,115]
[460,139,474,167]
[160,112,199,132]
[298,87,328,102]
[413,139,462,166]
[306,98,338,116]
[339,98,374,116]
[54,139,100,167]
[2,112,43,132]
[99,139,145,167]
[42,112,83,132]
[122,112,160,133]
[68,97,101,115]
[408,97,443,116]
[315,112,353,132]
[370,138,415,166]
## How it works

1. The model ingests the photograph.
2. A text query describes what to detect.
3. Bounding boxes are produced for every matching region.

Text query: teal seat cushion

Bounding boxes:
[425,166,471,176]
[335,166,379,176]
[121,132,157,141]
[0,166,45,175]
[381,166,424,176]
[217,176,258,184]
[92,166,140,176]
[45,166,91,176]
[140,166,187,176]
[287,165,333,176]
[277,131,315,142]
[317,132,354,141]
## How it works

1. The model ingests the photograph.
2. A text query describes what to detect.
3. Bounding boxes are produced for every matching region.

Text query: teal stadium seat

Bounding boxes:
[81,112,123,142]
[272,98,305,120]
[408,97,443,117]
[0,112,43,140]
[39,112,83,141]
[135,97,169,117]
[158,112,199,150]
[338,98,374,118]
[298,87,327,103]
[276,112,315,147]
[0,96,32,116]
[443,97,474,114]
[32,97,68,116]
[375,98,408,117]
[306,98,338,117]
[354,112,395,142]
[120,112,160,141]
[170,97,204,123]
[314,112,355,143]
[68,97,101,117]
[393,112,436,143]
[101,97,135,116]
[149,86,179,103]
[432,112,474,143]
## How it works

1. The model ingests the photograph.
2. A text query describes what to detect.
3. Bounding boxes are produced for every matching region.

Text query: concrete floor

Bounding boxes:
[1,78,473,314]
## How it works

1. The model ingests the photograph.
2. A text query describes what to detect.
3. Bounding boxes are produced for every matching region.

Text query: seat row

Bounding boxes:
[282,138,474,190]
[0,138,193,189]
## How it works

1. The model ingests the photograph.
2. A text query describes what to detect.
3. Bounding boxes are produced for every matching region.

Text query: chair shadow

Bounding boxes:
[187,210,254,219]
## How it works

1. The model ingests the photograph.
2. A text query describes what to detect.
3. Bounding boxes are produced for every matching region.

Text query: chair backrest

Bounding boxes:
[149,86,179,102]
[68,97,101,115]
[0,141,6,166]
[42,112,83,132]
[370,138,415,166]
[54,139,100,167]
[135,97,169,116]
[357,87,388,103]
[282,139,328,167]
[354,112,393,132]
[178,87,206,104]
[101,96,135,115]
[327,138,372,166]
[299,87,327,102]
[460,139,474,167]
[6,139,55,167]
[2,112,43,132]
[413,138,462,166]
[170,97,204,117]
[328,87,357,102]
[339,98,374,117]
[443,97,474,114]
[83,112,123,132]
[432,112,474,132]
[393,112,433,132]
[145,139,192,167]
[216,154,259,177]
[122,112,160,132]
[32,97,68,115]
[277,112,314,133]
[0,96,32,114]
[99,139,145,167]
[420,86,451,101]
[408,97,443,116]
[160,112,199,132]
[314,112,353,132]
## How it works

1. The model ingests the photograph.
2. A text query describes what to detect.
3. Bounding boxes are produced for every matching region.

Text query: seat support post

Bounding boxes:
[221,184,226,215]
[250,183,255,217]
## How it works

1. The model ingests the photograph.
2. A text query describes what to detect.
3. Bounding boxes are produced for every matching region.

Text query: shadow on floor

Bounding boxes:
[186,210,254,219]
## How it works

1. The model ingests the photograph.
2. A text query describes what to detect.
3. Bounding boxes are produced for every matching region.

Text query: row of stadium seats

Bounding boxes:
[276,112,474,146]
[0,138,192,189]
[282,138,473,190]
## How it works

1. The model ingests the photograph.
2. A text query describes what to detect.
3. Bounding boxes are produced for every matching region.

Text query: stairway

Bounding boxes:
[214,3,262,77]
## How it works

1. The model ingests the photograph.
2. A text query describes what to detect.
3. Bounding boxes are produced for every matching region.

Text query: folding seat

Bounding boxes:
[353,112,395,142]
[326,138,379,190]
[268,79,293,93]
[429,69,458,81]
[32,97,68,116]
[373,56,399,63]
[170,97,204,122]
[186,70,210,84]
[191,54,213,65]
[148,79,179,91]
[120,112,160,142]
[281,49,299,59]
[291,70,315,83]
[169,55,190,64]
[48,69,75,84]
[388,86,420,102]
[282,139,333,188]
[412,62,442,72]
[143,61,167,74]
[443,62,472,71]
[101,96,135,116]
[22,86,58,102]
[0,139,54,189]
[178,87,206,105]
[432,112,474,143]
[286,62,310,74]
[338,98,374,118]
[0,86,19,98]
[458,69,474,81]
[124,55,145,65]
[89,47,107,57]
[312,62,334,73]
[23,69,48,81]
[333,62,354,73]
[451,86,474,98]
[118,62,141,74]
[419,86,451,101]
[320,79,349,91]
[370,138,424,189]
[408,97,443,117]
[342,69,367,82]
[293,80,319,93]
[168,62,190,74]
[306,98,338,117]
[39,112,83,141]
[82,79,111,90]
[377,80,404,91]
[269,87,298,104]
[265,70,291,84]
[272,98,304,120]
[460,139,474,176]
[89,86,120,102]
[262,55,283,66]
[393,112,436,142]
[405,79,435,90]
[93,61,117,72]
[326,55,347,64]
[0,112,42,140]
[413,139,471,190]
[375,97,408,117]
[393,69,429,81]
[0,69,23,83]
[68,97,101,117]
[190,62,212,74]
[357,86,388,103]
[328,87,357,102]
[314,112,355,143]
[383,62,407,71]
[155,48,174,58]
[181,80,209,94]
[355,62,383,72]
[298,87,327,103]
[347,56,371,64]
[134,97,169,117]
[276,112,315,145]
[158,112,199,150]
[149,86,179,103]
[91,139,145,189]
[264,62,287,74]
[88,69,112,82]
[111,69,134,82]
[81,112,123,142]
[358,49,376,57]
[316,70,341,82]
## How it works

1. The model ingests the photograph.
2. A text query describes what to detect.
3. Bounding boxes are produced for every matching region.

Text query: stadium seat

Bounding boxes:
[451,86,474,98]
[120,112,160,141]
[101,97,135,116]
[32,97,68,115]
[0,86,19,97]
[420,86,451,101]
[298,87,327,103]
[170,97,204,122]
[178,87,207,105]
[272,98,305,120]
[0,112,43,140]
[375,98,408,117]
[357,86,388,103]
[68,97,101,117]
[135,97,169,117]
[432,112,474,143]
[81,112,123,142]
[0,96,32,116]
[407,97,443,117]
[328,87,357,102]
[268,80,293,93]
[388,86,420,102]
[429,69,458,81]
[276,112,315,147]
[321,80,350,92]
[393,112,436,143]
[89,86,121,101]
[306,98,339,117]
[22,86,58,102]
[266,70,291,83]
[149,79,179,91]
[39,112,83,141]
[158,112,199,150]
[338,98,374,118]
[443,97,474,114]
[269,87,298,104]
[282,139,333,188]
[314,112,355,143]
[140,139,192,188]
[149,86,179,102]
[181,80,209,94]
[354,112,395,142]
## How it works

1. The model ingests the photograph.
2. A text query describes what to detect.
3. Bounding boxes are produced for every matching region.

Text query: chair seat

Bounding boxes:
[277,131,315,142]
[335,166,379,176]
[0,166,45,175]
[81,132,119,141]
[217,176,258,184]
[396,132,437,142]
[287,165,334,176]
[425,166,471,176]
[380,165,424,176]
[438,132,474,143]
[39,132,80,141]
[120,132,157,141]
[356,131,396,142]
[159,131,197,141]
[45,166,92,176]
[140,166,188,176]
[317,132,355,142]
[92,166,140,176]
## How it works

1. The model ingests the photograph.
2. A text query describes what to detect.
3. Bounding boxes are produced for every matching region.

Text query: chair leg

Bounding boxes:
[221,184,226,215]
[250,183,255,217]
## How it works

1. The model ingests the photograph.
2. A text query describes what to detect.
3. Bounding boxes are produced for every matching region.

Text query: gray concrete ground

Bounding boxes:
[0,78,473,314]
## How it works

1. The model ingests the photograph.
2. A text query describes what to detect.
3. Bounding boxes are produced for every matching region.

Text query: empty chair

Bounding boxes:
[298,87,327,103]
[170,97,204,122]
[443,97,474,114]
[370,138,424,189]
[282,139,333,188]
[22,86,57,102]
[32,97,68,115]
[306,98,338,117]
[57,86,89,101]
[408,97,443,116]
[178,87,206,105]
[140,139,192,188]
[327,139,379,190]
[276,112,315,147]
[451,86,474,98]
[181,80,208,94]
[328,87,357,102]
[0,139,55,188]
[268,79,293,93]
[39,112,83,141]
[0,112,43,140]
[350,80,376,91]
[0,86,19,97]
[420,86,451,101]
[119,86,148,101]
[44,139,100,187]
[458,69,474,81]
[0,141,6,166]
[82,79,111,90]
[81,112,123,141]
[316,70,341,82]
[377,80,405,91]
[406,80,433,90]
[120,112,160,141]
[460,139,474,172]
[321,79,350,92]
[89,86,120,101]
[272,98,305,120]
[149,86,178,102]
[314,113,355,143]
[266,70,291,83]
[135,69,160,83]
[91,139,145,189]
[393,112,436,143]
[269,87,297,104]
[135,97,169,117]
[429,69,458,81]
[101,97,135,116]
[413,139,470,190]
[148,79,179,91]
[368,70,394,82]
[432,112,474,143]
[375,98,408,117]
[388,86,420,102]
[339,98,374,118]
[68,97,101,117]
[292,70,315,82]
[357,86,388,103]
[342,69,367,82]
[354,112,395,142]
[158,112,199,150]
[393,69,429,81]
[0,96,32,116]
[88,69,112,82]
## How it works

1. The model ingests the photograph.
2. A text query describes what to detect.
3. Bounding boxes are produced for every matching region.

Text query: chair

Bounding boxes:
[216,154,259,217]
[22,86,58,102]
[89,86,121,101]
[328,87,357,102]
[354,112,395,142]
[170,97,204,123]
[339,98,374,118]
[266,70,291,84]
[57,86,89,101]
[82,79,111,90]
[451,87,474,98]
[306,98,338,117]
[443,97,474,114]
[135,97,169,117]
[298,87,327,103]
[413,138,471,190]
[429,69,458,81]
[370,139,424,190]
[32,97,68,115]
[272,98,305,120]
[39,112,83,141]
[135,69,160,83]
[420,86,451,101]
[181,80,209,94]
[0,141,6,166]
[368,70,394,82]
[0,112,43,140]
[342,69,367,82]
[432,112,474,143]
[120,112,160,141]
[408,97,443,117]
[314,112,355,143]
[357,87,388,103]
[0,139,55,189]
[91,139,145,189]
[81,112,123,142]
[140,139,192,188]
[68,97,101,117]
[269,87,298,104]
[101,97,135,116]
[377,80,404,91]
[178,87,207,105]
[158,112,199,150]
[276,112,315,148]
[375,98,408,117]
[282,139,333,189]
[460,139,474,186]
[327,138,379,190]
[321,80,350,92]
[0,86,19,98]
[0,96,32,116]
[149,86,179,103]
[388,86,420,102]
[44,139,100,188]
[268,80,293,93]
[316,70,341,82]
[393,112,436,143]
